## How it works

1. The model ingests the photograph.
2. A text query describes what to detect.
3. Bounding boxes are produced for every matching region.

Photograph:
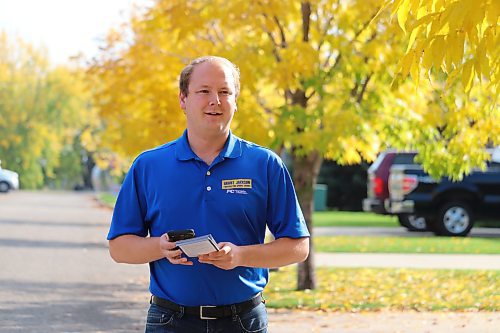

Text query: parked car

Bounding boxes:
[362,150,428,231]
[385,149,500,236]
[0,162,19,193]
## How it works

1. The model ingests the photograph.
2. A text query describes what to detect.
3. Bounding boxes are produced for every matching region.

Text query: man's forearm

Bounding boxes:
[109,234,164,264]
[239,237,309,268]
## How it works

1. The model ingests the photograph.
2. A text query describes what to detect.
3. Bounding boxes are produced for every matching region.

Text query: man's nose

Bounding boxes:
[208,93,221,106]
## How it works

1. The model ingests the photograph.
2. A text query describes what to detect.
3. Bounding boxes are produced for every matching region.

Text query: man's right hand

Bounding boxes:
[159,233,193,265]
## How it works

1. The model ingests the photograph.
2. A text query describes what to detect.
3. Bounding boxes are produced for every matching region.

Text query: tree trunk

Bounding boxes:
[292,150,323,290]
[82,152,95,190]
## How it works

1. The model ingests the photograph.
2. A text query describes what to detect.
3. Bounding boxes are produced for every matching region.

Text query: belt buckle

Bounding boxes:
[200,305,217,320]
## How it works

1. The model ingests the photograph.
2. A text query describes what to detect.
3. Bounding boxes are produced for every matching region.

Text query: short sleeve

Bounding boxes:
[266,157,310,239]
[107,159,149,240]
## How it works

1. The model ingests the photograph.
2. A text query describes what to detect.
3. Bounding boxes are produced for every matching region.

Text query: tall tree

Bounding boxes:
[0,32,97,188]
[89,0,497,289]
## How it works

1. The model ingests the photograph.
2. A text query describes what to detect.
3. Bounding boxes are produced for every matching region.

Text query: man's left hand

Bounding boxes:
[198,242,240,270]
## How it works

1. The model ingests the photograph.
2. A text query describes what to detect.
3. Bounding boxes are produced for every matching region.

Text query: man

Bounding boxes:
[107,56,310,333]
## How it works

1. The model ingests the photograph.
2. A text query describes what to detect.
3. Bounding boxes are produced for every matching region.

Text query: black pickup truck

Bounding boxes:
[385,150,500,236]
[362,150,428,231]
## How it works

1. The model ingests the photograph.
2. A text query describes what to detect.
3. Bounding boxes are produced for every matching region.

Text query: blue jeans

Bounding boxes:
[145,302,268,333]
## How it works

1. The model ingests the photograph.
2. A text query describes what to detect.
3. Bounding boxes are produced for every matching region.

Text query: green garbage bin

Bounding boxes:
[314,184,328,211]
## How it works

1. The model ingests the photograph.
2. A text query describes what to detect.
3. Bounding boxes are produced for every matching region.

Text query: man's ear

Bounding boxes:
[179,91,187,111]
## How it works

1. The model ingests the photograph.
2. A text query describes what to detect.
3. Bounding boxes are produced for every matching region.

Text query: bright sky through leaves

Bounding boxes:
[0,0,151,64]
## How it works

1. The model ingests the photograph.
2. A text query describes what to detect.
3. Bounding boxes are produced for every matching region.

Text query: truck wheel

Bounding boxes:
[397,214,428,231]
[0,181,10,193]
[433,201,474,237]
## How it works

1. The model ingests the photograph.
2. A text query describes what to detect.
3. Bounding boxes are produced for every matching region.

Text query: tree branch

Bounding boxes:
[273,15,287,47]
[317,15,334,52]
[256,95,276,116]
[301,2,311,42]
[305,90,316,100]
[260,13,282,62]
[357,74,372,104]
[351,10,379,43]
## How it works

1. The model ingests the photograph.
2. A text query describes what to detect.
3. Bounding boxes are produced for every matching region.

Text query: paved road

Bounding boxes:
[0,191,149,332]
[1,191,498,332]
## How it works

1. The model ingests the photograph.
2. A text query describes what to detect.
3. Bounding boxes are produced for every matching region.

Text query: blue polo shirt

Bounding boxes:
[107,130,309,306]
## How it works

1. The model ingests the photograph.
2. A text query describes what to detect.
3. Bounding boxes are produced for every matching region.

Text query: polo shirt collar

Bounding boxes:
[175,130,242,161]
[221,130,242,159]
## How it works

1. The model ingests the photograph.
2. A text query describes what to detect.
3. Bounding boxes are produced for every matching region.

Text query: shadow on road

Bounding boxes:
[0,219,109,228]
[0,279,148,332]
[0,238,107,249]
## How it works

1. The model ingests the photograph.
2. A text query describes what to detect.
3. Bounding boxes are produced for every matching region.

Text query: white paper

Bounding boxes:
[176,234,219,257]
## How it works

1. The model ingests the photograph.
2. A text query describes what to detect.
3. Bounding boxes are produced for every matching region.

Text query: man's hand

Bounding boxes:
[159,233,193,265]
[198,242,240,270]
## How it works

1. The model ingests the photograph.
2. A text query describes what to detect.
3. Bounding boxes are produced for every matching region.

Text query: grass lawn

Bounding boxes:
[98,192,117,207]
[313,211,399,227]
[314,235,500,254]
[313,210,498,228]
[266,266,499,311]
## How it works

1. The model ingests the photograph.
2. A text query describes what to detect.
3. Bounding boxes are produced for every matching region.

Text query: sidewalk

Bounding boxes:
[314,252,500,270]
[276,226,500,332]
[312,226,500,270]
[267,310,500,333]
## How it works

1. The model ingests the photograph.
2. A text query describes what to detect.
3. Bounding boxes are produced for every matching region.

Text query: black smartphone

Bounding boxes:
[167,229,195,242]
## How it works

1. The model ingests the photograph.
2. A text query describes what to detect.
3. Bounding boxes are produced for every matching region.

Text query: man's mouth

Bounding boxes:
[205,111,222,116]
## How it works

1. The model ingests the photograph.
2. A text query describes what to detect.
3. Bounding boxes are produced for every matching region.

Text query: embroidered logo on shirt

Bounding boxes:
[222,179,252,189]
[226,189,248,195]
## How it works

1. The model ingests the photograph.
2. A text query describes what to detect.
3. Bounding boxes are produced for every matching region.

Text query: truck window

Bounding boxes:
[392,154,417,165]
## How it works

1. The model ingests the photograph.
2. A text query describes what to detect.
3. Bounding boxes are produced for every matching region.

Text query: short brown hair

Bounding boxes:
[179,56,240,98]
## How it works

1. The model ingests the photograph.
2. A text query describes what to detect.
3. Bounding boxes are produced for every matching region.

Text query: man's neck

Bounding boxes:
[187,130,229,165]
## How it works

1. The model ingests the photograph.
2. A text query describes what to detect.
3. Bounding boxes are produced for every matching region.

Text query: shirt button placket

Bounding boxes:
[205,169,212,196]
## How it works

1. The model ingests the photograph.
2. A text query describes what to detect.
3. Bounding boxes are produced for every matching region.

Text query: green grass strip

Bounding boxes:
[266,266,499,311]
[313,211,399,227]
[314,235,500,254]
[313,210,498,228]
[97,192,117,207]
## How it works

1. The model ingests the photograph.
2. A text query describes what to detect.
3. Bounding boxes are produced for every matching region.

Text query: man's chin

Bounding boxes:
[202,125,230,136]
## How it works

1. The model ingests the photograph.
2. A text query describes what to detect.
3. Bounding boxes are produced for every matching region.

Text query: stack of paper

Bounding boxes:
[176,234,220,257]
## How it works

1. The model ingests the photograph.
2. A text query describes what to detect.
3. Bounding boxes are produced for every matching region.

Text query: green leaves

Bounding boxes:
[0,33,96,188]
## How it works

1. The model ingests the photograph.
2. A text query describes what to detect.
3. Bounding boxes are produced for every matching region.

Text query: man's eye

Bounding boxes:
[219,90,230,95]
[198,90,210,94]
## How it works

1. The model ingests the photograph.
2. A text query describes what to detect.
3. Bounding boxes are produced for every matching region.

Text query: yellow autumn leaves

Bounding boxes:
[4,0,496,189]
[85,0,499,184]
[267,266,499,311]
[390,0,499,94]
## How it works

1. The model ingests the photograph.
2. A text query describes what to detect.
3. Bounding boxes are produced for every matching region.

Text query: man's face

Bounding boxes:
[179,61,237,138]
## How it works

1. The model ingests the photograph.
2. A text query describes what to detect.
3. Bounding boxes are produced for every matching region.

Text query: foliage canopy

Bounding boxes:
[0,32,97,188]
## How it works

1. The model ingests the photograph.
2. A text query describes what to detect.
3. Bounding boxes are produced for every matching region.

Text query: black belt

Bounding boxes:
[151,293,263,320]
